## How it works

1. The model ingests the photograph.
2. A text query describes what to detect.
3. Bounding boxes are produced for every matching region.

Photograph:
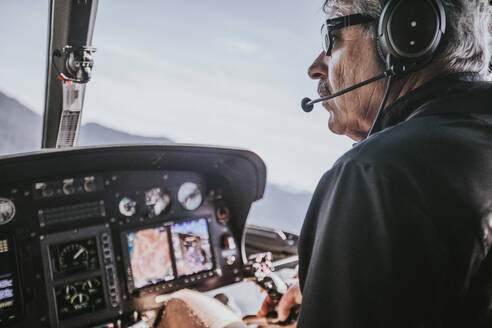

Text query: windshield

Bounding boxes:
[0,0,354,234]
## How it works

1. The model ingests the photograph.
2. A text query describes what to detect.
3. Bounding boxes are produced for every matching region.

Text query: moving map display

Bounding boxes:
[127,226,174,289]
[170,218,213,277]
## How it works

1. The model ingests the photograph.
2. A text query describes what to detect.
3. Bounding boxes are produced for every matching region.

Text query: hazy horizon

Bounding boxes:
[0,0,354,193]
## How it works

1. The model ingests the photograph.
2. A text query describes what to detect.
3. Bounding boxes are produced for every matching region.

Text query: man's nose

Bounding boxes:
[308,52,328,80]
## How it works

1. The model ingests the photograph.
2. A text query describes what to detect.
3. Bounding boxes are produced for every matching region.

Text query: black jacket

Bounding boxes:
[298,73,492,327]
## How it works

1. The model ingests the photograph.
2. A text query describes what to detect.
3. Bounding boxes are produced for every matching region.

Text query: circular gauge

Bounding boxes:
[177,182,203,211]
[82,279,101,294]
[55,277,105,319]
[119,197,138,217]
[0,198,15,225]
[58,244,89,272]
[63,285,78,301]
[145,187,171,217]
[70,293,90,309]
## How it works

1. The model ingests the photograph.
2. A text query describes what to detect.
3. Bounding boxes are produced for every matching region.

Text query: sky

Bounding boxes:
[0,0,354,193]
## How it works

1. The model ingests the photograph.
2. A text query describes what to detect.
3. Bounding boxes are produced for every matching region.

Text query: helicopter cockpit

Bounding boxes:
[0,1,333,327]
[0,0,362,328]
[4,0,492,326]
[0,143,294,328]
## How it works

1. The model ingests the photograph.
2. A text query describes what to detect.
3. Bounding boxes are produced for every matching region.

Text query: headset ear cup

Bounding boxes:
[377,0,396,69]
[376,36,387,65]
[377,0,446,73]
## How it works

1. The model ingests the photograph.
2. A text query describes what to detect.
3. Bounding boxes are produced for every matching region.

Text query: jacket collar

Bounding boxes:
[370,72,487,134]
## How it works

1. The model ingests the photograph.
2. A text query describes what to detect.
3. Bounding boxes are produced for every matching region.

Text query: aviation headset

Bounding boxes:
[377,0,447,74]
[301,0,447,117]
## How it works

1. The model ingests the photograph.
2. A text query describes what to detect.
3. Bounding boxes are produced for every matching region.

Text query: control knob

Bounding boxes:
[83,176,97,192]
[36,182,54,198]
[216,205,230,224]
[223,234,236,250]
[62,179,75,195]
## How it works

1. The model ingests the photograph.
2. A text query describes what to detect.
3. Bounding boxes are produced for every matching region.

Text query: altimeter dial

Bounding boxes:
[59,243,89,271]
[119,197,138,217]
[0,198,15,225]
[51,237,99,275]
[177,182,203,211]
[145,187,171,217]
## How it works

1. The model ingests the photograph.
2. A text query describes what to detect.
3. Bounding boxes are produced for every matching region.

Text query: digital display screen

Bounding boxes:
[0,273,16,319]
[127,226,174,289]
[170,218,213,277]
[0,286,13,301]
[0,235,22,325]
[0,275,14,308]
[0,279,13,289]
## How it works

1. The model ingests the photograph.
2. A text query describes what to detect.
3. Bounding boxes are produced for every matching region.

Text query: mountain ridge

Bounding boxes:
[0,91,311,233]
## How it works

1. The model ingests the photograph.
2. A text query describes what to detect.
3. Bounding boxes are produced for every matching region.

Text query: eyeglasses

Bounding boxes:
[321,14,375,56]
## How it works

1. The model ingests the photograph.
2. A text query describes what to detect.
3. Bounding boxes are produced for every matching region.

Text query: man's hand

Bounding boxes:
[256,282,302,328]
[159,289,245,328]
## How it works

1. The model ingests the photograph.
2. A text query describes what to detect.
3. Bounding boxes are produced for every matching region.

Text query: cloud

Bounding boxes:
[82,48,352,192]
[224,39,260,55]
[0,0,353,192]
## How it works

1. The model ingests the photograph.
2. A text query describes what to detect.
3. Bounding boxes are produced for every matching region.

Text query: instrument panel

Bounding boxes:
[0,145,266,328]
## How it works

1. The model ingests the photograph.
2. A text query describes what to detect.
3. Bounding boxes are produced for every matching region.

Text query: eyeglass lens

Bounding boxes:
[320,24,331,55]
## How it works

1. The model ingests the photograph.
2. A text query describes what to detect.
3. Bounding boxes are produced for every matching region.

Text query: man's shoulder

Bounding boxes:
[327,82,492,184]
[333,122,430,170]
[335,114,477,171]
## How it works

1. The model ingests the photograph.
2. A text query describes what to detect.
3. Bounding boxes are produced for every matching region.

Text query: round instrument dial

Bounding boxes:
[82,279,101,294]
[145,187,171,217]
[58,243,89,272]
[177,182,203,211]
[0,198,15,225]
[55,277,105,320]
[70,293,90,309]
[51,238,99,276]
[63,285,78,301]
[119,197,138,217]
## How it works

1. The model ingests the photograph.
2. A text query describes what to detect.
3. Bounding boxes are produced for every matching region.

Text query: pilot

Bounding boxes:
[160,1,492,327]
[256,0,492,327]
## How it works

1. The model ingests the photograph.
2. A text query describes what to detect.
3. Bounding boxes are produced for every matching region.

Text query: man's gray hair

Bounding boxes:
[323,0,492,77]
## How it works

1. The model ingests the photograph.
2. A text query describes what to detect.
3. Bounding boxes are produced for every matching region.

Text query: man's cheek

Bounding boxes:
[328,61,345,92]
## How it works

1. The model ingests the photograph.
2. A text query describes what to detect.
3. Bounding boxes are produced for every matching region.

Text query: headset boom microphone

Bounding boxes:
[301,70,393,112]
[302,0,446,117]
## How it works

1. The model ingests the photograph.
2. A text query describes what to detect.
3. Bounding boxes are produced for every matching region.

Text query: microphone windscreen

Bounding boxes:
[301,98,314,113]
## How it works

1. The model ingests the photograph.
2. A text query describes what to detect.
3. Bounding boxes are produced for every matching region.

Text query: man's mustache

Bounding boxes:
[318,79,331,98]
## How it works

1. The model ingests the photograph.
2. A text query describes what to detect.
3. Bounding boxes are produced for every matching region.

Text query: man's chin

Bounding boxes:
[329,117,367,141]
[327,112,345,136]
